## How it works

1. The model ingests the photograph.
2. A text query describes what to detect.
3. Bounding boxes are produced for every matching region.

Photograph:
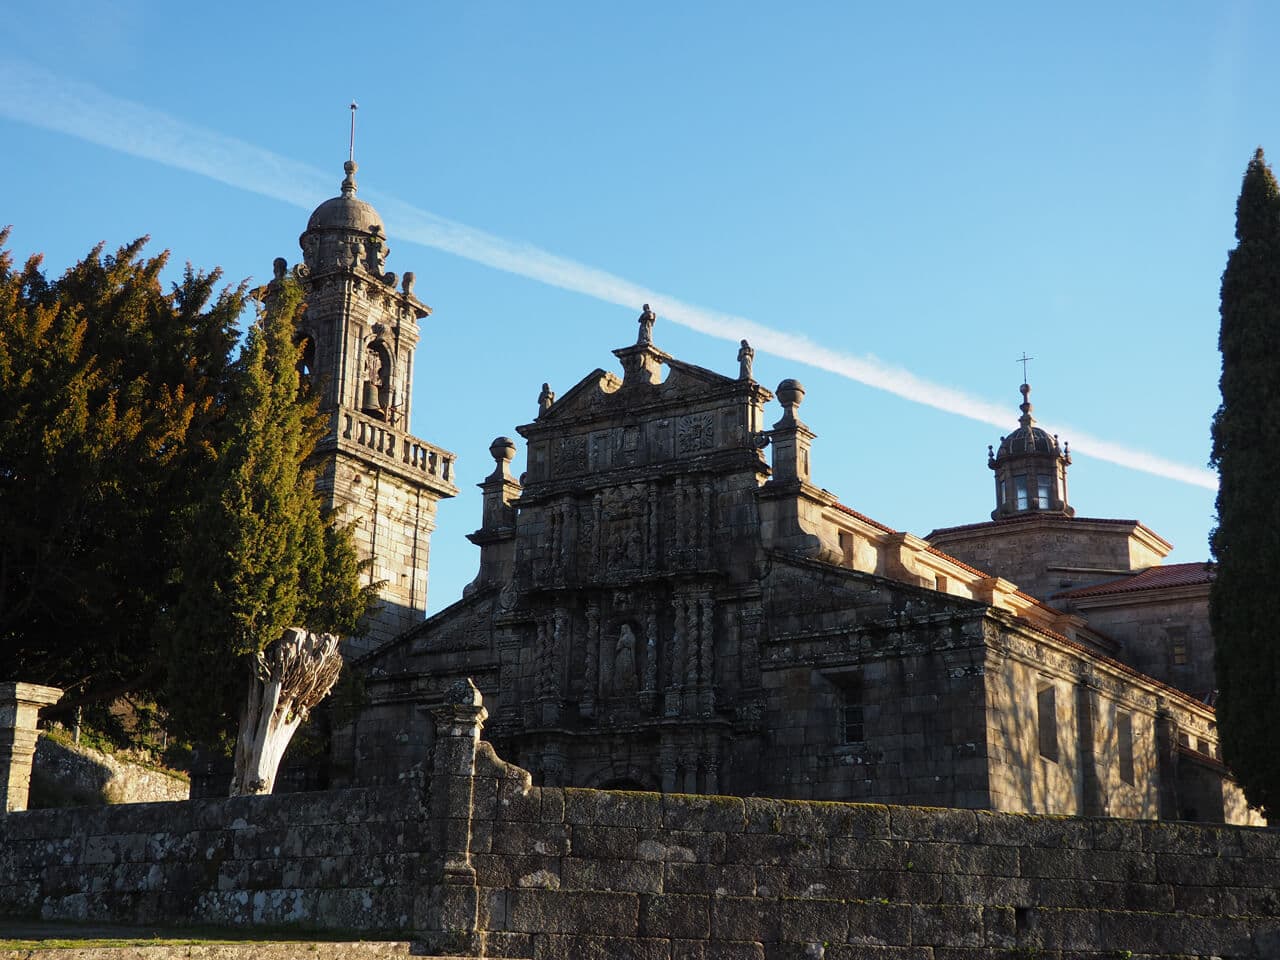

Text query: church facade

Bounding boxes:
[283,160,1255,825]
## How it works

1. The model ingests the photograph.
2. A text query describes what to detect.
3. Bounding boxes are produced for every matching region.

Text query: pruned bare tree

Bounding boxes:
[231,628,344,796]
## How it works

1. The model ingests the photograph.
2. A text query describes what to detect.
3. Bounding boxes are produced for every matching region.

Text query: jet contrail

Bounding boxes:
[0,58,1217,491]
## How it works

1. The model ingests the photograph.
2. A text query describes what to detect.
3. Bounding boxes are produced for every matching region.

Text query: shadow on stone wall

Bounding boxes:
[30,734,190,808]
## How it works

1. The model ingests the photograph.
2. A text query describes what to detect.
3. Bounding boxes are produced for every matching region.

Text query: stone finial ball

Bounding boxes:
[776,379,806,407]
[490,437,517,463]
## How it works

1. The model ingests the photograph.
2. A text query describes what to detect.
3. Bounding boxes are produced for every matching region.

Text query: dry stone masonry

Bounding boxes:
[1,682,1278,958]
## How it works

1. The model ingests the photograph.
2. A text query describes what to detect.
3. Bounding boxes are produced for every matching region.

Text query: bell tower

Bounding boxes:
[286,158,458,651]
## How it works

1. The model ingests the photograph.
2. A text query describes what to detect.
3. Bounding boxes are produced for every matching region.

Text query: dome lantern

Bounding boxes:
[988,382,1073,520]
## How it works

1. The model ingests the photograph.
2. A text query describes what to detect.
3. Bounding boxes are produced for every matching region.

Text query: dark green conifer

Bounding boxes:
[0,231,241,714]
[164,277,369,780]
[1210,147,1280,819]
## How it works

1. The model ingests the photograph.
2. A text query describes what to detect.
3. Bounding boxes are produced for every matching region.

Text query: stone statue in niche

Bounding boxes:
[738,339,754,380]
[637,303,656,346]
[613,623,638,694]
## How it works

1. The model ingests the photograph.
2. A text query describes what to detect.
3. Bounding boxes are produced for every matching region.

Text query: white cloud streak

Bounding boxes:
[0,58,1217,491]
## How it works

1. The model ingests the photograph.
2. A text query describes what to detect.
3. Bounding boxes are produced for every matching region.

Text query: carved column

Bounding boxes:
[699,598,716,714]
[677,480,690,552]
[0,682,63,813]
[739,606,763,688]
[641,602,659,713]
[647,485,659,571]
[583,602,600,716]
[542,607,567,726]
[699,479,712,562]
[659,739,678,792]
[680,744,698,793]
[703,746,721,795]
[666,597,686,717]
[535,619,552,700]
[543,739,567,787]
[495,628,521,714]
[684,596,701,713]
[592,493,603,579]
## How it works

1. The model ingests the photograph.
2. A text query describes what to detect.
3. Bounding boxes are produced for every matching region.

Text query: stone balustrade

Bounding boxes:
[339,408,454,484]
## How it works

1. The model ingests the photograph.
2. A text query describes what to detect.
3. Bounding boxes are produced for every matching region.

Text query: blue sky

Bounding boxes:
[3,2,1271,611]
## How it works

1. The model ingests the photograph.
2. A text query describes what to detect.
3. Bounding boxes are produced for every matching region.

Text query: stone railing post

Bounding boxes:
[0,682,63,813]
[418,677,486,954]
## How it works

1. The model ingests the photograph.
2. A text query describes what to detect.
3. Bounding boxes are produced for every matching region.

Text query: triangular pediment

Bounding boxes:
[530,368,623,425]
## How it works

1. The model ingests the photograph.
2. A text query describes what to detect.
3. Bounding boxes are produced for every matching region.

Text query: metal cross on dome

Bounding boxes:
[349,101,358,163]
[1017,352,1034,383]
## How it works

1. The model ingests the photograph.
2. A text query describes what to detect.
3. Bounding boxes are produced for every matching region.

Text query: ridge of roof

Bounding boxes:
[1053,562,1214,599]
[928,514,1147,537]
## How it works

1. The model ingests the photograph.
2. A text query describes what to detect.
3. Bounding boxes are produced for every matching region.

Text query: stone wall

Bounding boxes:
[32,735,189,807]
[464,739,1280,960]
[927,515,1169,602]
[0,786,424,935]
[2,687,1278,958]
[1065,588,1214,696]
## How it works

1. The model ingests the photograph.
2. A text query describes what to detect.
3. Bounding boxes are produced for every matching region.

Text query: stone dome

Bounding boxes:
[996,422,1058,457]
[994,383,1061,457]
[305,161,384,235]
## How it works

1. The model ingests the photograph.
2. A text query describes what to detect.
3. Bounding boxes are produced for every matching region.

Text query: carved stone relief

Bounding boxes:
[677,413,715,454]
[554,435,587,474]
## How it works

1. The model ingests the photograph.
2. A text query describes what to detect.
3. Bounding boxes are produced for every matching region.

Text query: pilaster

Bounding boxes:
[0,682,63,813]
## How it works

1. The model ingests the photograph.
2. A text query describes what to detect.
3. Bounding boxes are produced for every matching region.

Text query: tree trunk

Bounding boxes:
[229,627,343,796]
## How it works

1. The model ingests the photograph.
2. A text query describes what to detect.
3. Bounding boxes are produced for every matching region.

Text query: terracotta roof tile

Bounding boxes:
[832,501,897,535]
[1052,562,1214,600]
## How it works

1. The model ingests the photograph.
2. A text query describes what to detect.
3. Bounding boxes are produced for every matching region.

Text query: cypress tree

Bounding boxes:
[1210,147,1280,819]
[164,276,369,790]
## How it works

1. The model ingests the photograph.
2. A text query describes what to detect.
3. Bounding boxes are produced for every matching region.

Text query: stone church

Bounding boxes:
[285,159,1256,825]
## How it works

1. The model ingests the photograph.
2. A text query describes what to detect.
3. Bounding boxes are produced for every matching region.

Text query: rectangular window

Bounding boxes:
[998,479,1007,505]
[1169,626,1188,667]
[934,574,948,594]
[1014,475,1029,510]
[1117,712,1134,785]
[1037,683,1058,762]
[1036,475,1052,509]
[842,683,864,744]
